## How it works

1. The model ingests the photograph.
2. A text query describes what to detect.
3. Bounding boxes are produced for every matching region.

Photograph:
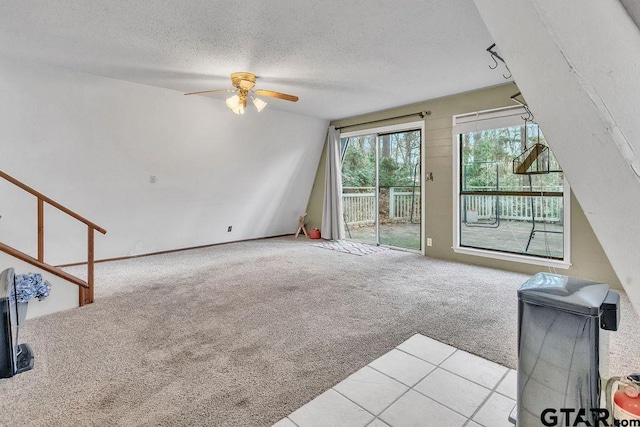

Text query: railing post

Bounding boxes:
[37,198,44,262]
[1,169,104,307]
[87,226,94,305]
[389,187,395,219]
[80,226,95,306]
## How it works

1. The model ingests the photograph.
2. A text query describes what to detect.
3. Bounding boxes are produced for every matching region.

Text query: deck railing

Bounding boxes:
[0,169,106,306]
[343,186,563,225]
[461,185,563,222]
[462,194,563,223]
[342,187,420,225]
[342,190,376,225]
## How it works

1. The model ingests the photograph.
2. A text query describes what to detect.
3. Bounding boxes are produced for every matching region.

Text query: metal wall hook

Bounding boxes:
[511,92,534,122]
[486,43,512,80]
[489,54,499,70]
[522,105,535,122]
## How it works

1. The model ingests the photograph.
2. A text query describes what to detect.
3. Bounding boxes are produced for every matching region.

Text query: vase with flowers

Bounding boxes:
[10,273,51,325]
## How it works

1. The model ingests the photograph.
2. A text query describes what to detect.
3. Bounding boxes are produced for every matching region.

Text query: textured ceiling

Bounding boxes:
[0,0,507,120]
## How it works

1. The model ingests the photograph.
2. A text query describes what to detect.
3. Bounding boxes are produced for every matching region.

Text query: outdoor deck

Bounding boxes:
[346,220,563,258]
[346,222,421,250]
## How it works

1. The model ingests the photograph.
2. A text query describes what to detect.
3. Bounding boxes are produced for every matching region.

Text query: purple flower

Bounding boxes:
[11,273,51,303]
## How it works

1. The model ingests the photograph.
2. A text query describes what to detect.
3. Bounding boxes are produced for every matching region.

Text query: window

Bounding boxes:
[453,106,570,267]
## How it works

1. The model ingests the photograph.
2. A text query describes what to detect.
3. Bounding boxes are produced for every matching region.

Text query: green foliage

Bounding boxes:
[341,130,421,189]
[379,157,400,187]
[461,125,563,191]
[341,136,375,187]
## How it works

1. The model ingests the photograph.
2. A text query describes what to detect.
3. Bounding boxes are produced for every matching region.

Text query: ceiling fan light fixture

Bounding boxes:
[225,94,240,109]
[252,97,267,112]
[185,72,298,116]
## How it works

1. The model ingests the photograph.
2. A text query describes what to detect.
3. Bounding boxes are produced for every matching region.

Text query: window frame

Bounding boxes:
[452,106,571,269]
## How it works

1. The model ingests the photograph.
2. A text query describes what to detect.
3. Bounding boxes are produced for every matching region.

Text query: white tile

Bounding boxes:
[496,369,517,400]
[367,419,390,427]
[272,418,297,427]
[288,389,374,427]
[472,392,516,427]
[333,366,408,415]
[466,421,482,427]
[396,334,456,365]
[369,349,436,386]
[440,350,508,389]
[380,390,466,427]
[414,368,491,417]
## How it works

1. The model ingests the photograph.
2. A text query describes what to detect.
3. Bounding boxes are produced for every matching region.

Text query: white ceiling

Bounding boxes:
[0,0,508,120]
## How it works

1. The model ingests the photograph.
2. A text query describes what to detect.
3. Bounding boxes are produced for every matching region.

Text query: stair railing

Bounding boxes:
[0,169,106,306]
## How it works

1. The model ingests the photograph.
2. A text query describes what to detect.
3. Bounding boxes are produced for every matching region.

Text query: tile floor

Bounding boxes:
[273,334,516,427]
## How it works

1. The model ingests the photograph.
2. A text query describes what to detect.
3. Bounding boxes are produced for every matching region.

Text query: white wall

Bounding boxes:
[473,0,640,314]
[0,57,328,265]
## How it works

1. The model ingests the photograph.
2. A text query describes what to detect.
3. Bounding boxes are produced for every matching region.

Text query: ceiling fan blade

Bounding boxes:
[184,89,233,96]
[254,90,299,102]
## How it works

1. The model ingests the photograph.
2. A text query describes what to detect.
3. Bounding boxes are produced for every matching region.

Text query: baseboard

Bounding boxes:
[55,234,295,268]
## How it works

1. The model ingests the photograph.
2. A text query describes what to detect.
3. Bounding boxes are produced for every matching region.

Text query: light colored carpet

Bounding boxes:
[0,236,638,426]
[310,239,389,256]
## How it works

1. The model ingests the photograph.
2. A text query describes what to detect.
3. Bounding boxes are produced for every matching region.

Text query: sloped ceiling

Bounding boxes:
[0,0,508,120]
[473,0,640,313]
[620,0,640,30]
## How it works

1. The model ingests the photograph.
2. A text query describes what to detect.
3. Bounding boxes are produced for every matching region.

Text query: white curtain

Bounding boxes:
[321,126,345,240]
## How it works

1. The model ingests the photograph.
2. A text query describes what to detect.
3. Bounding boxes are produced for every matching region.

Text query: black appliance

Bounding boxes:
[1,267,34,378]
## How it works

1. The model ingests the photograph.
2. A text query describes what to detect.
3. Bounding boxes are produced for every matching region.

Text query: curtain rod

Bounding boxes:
[335,110,431,131]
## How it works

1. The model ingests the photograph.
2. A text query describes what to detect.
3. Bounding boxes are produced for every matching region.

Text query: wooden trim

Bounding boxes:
[0,169,107,234]
[37,198,44,262]
[1,168,104,306]
[0,241,89,289]
[55,234,295,268]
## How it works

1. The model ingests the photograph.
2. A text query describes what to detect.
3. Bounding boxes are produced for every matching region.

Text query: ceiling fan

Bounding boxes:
[184,72,299,115]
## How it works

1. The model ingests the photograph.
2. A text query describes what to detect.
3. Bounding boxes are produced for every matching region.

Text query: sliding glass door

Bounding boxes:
[378,130,421,250]
[341,127,422,251]
[341,134,377,245]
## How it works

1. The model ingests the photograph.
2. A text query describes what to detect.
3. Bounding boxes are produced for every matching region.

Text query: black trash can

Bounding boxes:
[514,272,620,426]
[0,268,34,378]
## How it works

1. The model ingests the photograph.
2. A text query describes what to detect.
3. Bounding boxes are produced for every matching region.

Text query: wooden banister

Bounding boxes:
[0,170,106,234]
[0,242,89,289]
[0,169,106,306]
